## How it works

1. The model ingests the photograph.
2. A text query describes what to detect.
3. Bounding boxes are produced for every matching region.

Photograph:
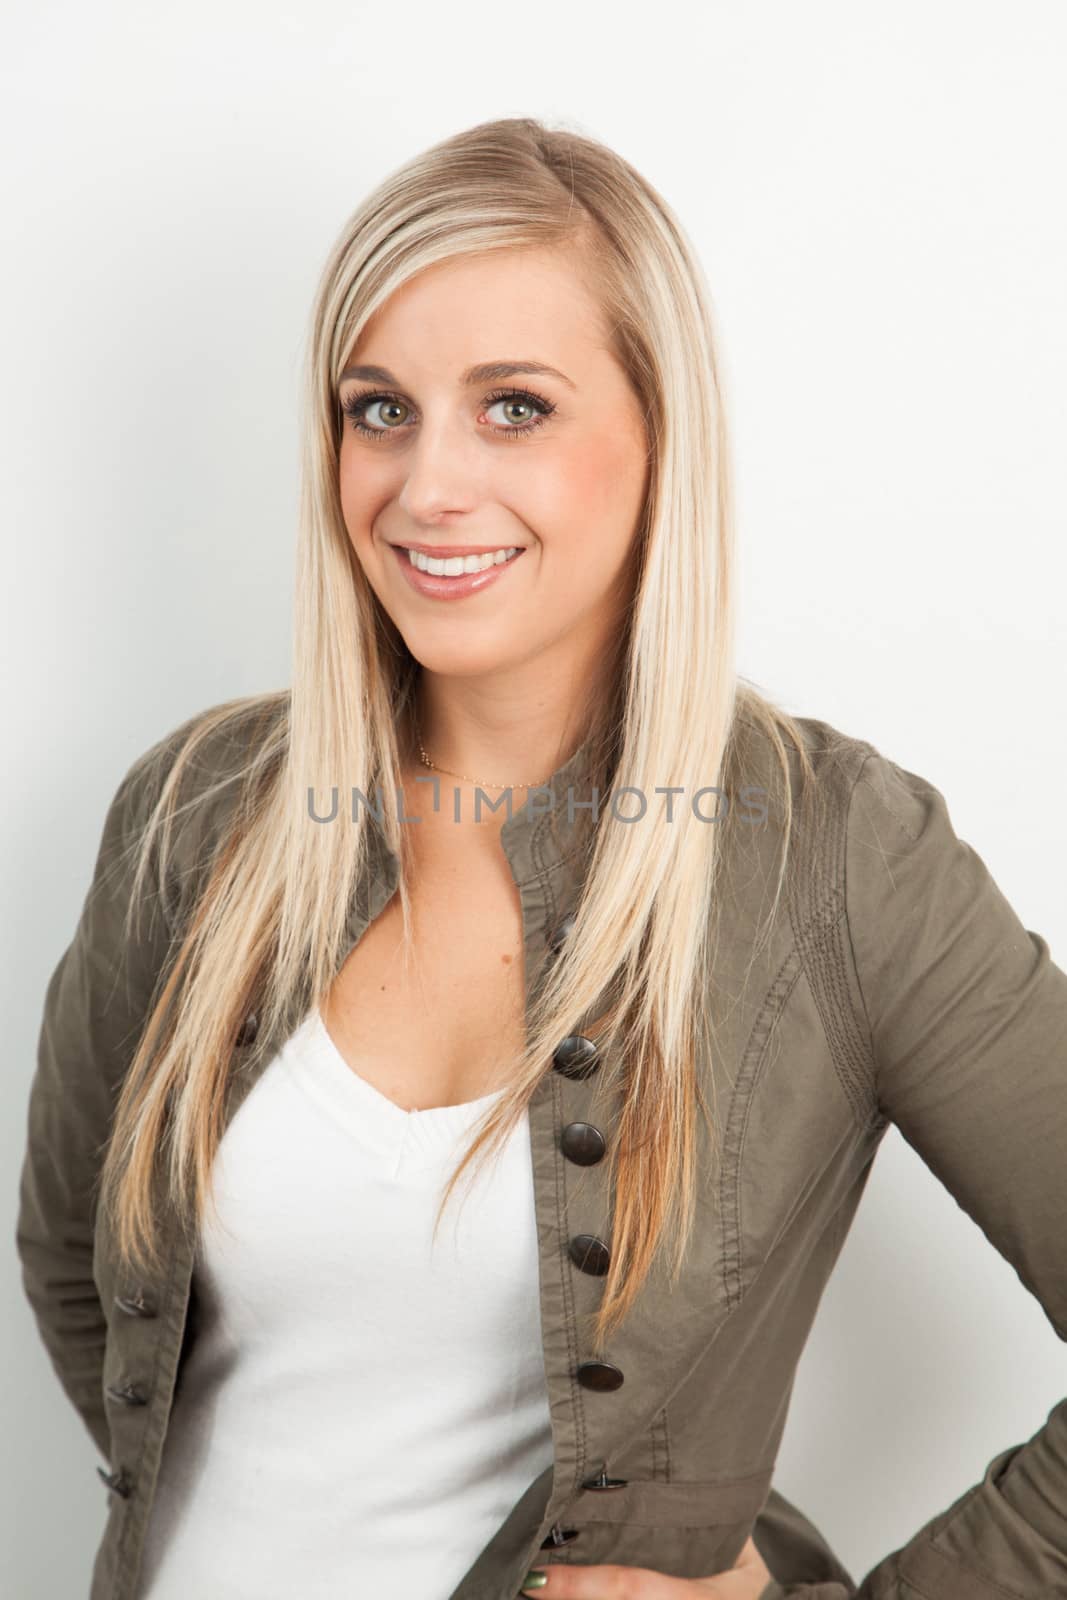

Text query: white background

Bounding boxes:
[3,2,1065,1594]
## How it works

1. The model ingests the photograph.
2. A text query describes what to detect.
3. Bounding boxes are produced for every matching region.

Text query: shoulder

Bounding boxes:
[722,706,986,1125]
[725,699,954,844]
[723,701,975,956]
[745,711,1006,1050]
[723,700,878,850]
[111,690,291,919]
[116,689,289,816]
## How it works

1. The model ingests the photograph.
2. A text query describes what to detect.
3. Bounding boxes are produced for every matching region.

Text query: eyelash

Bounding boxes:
[338,385,557,443]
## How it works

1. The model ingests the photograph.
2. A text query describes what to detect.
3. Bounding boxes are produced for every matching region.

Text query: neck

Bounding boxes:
[407,671,596,793]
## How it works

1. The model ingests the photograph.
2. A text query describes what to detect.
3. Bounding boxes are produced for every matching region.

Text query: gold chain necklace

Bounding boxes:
[412,713,550,790]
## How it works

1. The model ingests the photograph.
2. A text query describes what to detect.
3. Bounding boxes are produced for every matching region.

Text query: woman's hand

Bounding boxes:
[520,1533,773,1597]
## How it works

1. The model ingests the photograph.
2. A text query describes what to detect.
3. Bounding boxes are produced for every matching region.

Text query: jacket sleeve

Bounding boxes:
[761,747,1067,1600]
[16,737,179,1462]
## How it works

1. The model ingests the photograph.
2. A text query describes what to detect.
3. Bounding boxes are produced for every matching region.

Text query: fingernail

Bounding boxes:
[521,1572,549,1591]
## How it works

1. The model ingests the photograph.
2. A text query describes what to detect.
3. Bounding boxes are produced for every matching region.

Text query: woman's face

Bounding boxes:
[337,246,650,687]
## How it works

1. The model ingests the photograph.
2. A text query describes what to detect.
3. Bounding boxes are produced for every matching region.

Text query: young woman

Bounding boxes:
[18,117,1066,1600]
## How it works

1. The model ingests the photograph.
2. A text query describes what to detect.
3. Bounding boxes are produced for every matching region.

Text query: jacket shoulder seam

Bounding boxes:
[839,750,889,1122]
[854,759,924,844]
[788,742,881,1131]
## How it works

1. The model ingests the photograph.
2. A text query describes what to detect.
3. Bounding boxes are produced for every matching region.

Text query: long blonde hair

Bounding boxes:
[99,115,818,1350]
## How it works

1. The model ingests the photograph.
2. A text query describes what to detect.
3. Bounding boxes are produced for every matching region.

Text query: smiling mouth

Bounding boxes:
[397,545,524,577]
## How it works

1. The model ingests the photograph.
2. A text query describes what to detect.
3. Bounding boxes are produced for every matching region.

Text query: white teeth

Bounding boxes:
[405,546,521,577]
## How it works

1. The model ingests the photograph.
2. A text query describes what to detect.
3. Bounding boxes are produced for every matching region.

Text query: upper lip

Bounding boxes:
[391,541,525,558]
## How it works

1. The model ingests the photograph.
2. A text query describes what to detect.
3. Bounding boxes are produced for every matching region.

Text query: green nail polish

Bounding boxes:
[521,1572,549,1591]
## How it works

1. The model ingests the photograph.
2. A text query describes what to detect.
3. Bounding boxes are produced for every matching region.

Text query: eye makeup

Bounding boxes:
[339,386,557,443]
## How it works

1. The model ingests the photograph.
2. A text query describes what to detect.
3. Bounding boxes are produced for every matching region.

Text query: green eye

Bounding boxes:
[339,386,556,442]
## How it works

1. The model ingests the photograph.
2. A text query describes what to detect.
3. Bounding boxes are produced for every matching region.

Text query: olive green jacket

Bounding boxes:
[16,698,1067,1599]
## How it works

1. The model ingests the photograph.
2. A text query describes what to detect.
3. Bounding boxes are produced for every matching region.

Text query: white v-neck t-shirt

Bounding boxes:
[134,1007,555,1600]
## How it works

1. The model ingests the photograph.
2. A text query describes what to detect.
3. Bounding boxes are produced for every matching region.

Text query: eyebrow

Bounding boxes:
[338,359,576,391]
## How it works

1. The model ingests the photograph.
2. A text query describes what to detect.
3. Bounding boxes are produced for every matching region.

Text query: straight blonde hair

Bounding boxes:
[99,115,818,1351]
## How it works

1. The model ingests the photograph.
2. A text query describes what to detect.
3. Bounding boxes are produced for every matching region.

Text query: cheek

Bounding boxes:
[338,448,387,553]
[337,450,361,529]
[536,431,645,567]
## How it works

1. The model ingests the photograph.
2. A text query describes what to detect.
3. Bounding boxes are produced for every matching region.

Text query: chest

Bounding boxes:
[322,839,529,1111]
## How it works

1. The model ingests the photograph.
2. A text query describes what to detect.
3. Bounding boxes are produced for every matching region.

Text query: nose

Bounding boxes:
[395,413,485,525]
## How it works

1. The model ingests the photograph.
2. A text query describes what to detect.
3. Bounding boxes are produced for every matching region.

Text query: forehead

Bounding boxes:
[348,246,606,371]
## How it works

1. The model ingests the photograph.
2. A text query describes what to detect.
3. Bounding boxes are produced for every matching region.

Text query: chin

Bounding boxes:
[399,633,526,680]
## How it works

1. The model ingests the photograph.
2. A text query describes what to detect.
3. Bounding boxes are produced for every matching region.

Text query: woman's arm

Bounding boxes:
[16,738,177,1462]
[822,747,1067,1598]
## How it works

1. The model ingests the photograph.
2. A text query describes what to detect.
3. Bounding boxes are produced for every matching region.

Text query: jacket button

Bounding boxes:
[560,1121,606,1166]
[548,913,577,953]
[96,1465,133,1498]
[568,1234,611,1276]
[581,1469,629,1491]
[575,1359,624,1392]
[235,1011,259,1047]
[540,1524,581,1547]
[553,1035,600,1080]
[106,1382,148,1406]
[114,1290,157,1318]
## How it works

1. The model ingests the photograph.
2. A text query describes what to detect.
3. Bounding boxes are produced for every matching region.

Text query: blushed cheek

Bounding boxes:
[547,432,647,549]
